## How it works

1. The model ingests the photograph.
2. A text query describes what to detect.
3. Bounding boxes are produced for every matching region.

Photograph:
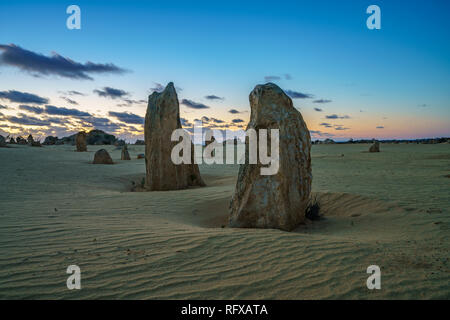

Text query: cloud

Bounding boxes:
[0,104,9,109]
[150,82,164,93]
[314,107,323,112]
[108,111,144,125]
[0,90,49,104]
[180,118,192,127]
[45,105,91,117]
[181,99,210,109]
[228,109,243,114]
[325,114,351,119]
[376,126,384,129]
[116,99,147,107]
[418,104,428,107]
[319,122,333,128]
[19,105,44,114]
[61,97,78,105]
[211,118,225,124]
[67,90,85,96]
[18,104,90,118]
[313,99,332,104]
[285,90,313,99]
[5,113,50,126]
[334,124,350,130]
[94,87,130,99]
[0,44,127,80]
[81,116,123,132]
[232,119,244,123]
[284,74,292,80]
[264,75,281,82]
[205,95,224,101]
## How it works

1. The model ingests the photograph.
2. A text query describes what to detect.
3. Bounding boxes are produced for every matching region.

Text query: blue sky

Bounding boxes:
[0,0,449,141]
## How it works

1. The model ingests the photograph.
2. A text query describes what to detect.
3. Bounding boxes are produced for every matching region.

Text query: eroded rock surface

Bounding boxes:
[76,131,87,152]
[229,83,312,231]
[93,149,113,164]
[144,82,205,190]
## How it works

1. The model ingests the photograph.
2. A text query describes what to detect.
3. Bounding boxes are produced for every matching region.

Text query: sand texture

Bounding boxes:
[0,143,449,299]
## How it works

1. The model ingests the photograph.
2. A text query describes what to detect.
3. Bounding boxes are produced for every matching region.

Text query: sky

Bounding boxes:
[0,0,449,142]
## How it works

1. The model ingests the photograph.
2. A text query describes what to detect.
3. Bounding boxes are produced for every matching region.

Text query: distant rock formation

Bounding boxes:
[229,83,312,231]
[8,137,16,144]
[16,136,27,145]
[205,135,216,157]
[75,131,87,152]
[135,139,145,145]
[0,135,6,147]
[121,145,131,160]
[369,140,380,152]
[43,136,58,145]
[93,149,113,164]
[31,141,42,147]
[144,82,205,190]
[115,139,126,147]
[27,134,34,145]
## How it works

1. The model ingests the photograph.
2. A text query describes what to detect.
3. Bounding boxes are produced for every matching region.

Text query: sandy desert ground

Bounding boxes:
[0,143,448,299]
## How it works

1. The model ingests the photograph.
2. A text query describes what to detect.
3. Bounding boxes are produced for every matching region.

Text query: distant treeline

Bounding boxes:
[313,137,450,145]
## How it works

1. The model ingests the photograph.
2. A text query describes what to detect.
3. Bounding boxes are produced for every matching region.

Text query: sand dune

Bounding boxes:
[0,143,448,299]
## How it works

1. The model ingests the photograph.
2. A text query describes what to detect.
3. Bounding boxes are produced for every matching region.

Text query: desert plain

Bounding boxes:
[0,142,448,299]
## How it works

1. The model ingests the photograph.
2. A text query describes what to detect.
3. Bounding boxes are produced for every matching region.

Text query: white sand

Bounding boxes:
[0,143,448,299]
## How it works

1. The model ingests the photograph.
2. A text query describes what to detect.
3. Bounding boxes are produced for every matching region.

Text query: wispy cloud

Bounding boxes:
[94,87,130,99]
[5,113,50,126]
[335,126,350,131]
[232,118,244,123]
[181,99,210,109]
[314,107,323,112]
[0,90,49,104]
[325,114,351,119]
[313,99,332,104]
[60,97,78,105]
[45,105,91,117]
[108,111,144,125]
[205,95,224,101]
[228,109,243,114]
[19,105,44,114]
[285,90,314,99]
[0,44,127,80]
[264,75,281,82]
[376,126,385,129]
[149,82,164,93]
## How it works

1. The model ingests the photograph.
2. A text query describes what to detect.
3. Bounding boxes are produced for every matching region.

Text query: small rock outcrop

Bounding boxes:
[30,141,42,147]
[229,83,312,231]
[115,139,126,147]
[0,135,6,147]
[9,137,16,144]
[43,136,58,145]
[75,131,87,152]
[135,139,145,145]
[144,82,205,190]
[16,136,27,145]
[93,149,113,164]
[369,141,380,152]
[205,135,216,157]
[121,145,131,160]
[27,134,34,145]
